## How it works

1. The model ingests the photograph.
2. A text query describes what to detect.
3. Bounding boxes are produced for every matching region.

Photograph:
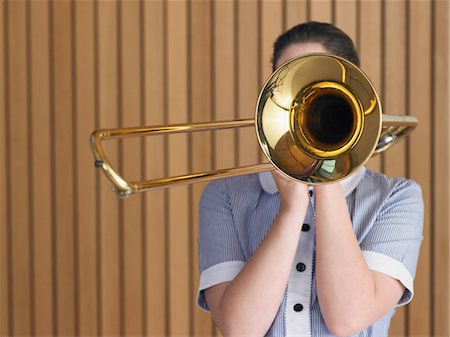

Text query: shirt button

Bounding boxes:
[296,263,306,272]
[302,223,310,232]
[294,303,303,312]
[309,190,313,197]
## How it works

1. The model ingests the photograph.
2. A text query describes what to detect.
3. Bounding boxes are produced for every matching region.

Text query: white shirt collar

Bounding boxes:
[258,166,366,197]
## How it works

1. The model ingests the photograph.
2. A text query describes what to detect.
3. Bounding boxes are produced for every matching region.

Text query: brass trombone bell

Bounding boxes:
[90,54,418,198]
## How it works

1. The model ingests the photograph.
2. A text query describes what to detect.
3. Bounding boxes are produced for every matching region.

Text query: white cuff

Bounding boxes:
[197,261,246,311]
[362,250,414,306]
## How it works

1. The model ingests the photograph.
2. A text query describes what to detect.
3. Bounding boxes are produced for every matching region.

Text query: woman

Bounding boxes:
[197,22,423,337]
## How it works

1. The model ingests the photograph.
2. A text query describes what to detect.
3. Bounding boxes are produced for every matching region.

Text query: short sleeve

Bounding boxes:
[197,180,246,311]
[360,179,424,306]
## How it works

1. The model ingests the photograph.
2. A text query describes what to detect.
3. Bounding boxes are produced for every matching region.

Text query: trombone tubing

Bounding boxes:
[90,119,257,198]
[93,119,254,140]
[382,114,418,128]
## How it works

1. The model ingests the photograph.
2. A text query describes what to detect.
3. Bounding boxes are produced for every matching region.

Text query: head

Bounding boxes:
[272,21,359,70]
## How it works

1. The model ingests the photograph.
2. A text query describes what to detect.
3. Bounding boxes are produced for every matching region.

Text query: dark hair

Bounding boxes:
[272,21,360,70]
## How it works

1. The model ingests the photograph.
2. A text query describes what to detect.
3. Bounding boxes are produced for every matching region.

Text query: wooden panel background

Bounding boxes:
[0,1,448,336]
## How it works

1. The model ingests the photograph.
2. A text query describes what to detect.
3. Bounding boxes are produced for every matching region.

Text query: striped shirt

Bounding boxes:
[197,168,424,337]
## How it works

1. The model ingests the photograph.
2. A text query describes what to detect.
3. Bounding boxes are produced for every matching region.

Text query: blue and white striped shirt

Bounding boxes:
[197,168,423,337]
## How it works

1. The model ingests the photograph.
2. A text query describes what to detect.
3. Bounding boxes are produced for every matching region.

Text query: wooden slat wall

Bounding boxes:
[434,2,450,335]
[0,1,6,334]
[0,1,448,336]
[144,1,166,335]
[383,2,408,334]
[409,2,433,335]
[190,2,212,336]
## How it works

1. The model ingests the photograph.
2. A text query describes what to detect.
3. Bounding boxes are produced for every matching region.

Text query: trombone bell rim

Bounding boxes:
[256,53,382,184]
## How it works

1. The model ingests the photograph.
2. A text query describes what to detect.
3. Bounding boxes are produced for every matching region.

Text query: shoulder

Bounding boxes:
[354,169,423,226]
[200,174,263,208]
[359,169,422,201]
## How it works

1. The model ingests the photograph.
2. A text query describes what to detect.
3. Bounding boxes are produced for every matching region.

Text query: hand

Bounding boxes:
[272,170,309,214]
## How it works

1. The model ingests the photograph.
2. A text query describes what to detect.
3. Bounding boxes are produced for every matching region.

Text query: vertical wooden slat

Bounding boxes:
[139,3,148,333]
[335,0,357,46]
[237,1,259,167]
[71,1,80,333]
[25,2,36,334]
[74,1,98,335]
[212,3,236,334]
[433,2,450,336]
[383,1,407,178]
[52,1,76,334]
[30,0,53,335]
[167,1,190,335]
[261,1,283,80]
[260,0,283,165]
[310,0,332,22]
[117,2,125,331]
[144,0,167,335]
[214,0,236,172]
[191,1,213,336]
[8,1,31,335]
[119,1,144,335]
[98,1,120,335]
[0,1,8,335]
[383,2,407,336]
[359,1,382,172]
[408,1,432,336]
[285,0,307,29]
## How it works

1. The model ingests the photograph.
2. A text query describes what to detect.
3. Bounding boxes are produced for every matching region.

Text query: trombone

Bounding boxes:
[91,54,417,198]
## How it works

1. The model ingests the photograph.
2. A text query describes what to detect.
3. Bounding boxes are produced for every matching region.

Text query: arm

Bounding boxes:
[314,184,405,337]
[205,172,309,337]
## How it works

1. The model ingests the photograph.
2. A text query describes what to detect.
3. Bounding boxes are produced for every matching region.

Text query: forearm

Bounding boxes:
[212,206,306,336]
[315,185,379,334]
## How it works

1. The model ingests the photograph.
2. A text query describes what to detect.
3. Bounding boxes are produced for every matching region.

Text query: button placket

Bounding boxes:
[285,210,315,337]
